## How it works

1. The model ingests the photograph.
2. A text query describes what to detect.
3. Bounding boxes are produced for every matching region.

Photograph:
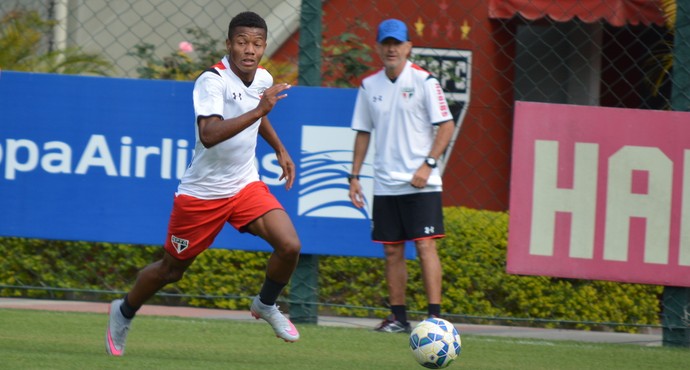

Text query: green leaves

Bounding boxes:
[0,9,112,75]
[0,207,662,333]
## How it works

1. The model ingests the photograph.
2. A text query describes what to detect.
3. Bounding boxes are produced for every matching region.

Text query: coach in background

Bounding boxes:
[348,18,454,333]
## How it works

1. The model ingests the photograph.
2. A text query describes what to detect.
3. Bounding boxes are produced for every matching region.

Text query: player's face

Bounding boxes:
[226,26,267,81]
[376,38,411,76]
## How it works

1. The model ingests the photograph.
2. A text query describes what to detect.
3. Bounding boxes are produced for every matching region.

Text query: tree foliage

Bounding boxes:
[128,27,298,83]
[0,9,111,75]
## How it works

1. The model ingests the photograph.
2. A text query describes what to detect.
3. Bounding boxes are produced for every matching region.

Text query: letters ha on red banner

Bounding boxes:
[508,101,690,287]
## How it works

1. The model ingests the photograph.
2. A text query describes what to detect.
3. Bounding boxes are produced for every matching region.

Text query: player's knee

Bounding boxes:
[383,245,403,259]
[277,236,301,260]
[152,262,187,284]
[164,268,186,283]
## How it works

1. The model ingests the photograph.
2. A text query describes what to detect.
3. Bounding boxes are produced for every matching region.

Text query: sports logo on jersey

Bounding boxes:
[171,235,189,254]
[402,87,415,99]
[298,125,374,219]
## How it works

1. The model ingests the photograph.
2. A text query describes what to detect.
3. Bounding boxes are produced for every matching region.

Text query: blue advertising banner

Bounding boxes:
[0,71,410,258]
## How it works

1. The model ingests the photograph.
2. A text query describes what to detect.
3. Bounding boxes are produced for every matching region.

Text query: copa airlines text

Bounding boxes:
[0,134,285,184]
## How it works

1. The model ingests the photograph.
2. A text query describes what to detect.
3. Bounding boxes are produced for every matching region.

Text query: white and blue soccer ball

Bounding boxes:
[409,318,462,369]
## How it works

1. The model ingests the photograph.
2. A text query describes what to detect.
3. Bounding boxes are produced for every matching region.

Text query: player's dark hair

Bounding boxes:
[228,11,267,39]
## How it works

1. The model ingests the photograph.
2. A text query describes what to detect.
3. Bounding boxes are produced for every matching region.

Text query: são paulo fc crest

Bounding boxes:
[171,235,189,254]
[402,87,415,99]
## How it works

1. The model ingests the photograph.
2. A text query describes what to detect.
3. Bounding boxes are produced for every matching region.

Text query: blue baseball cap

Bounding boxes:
[377,19,409,43]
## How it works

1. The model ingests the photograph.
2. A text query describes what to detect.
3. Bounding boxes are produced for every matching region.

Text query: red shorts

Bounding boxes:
[164,181,283,260]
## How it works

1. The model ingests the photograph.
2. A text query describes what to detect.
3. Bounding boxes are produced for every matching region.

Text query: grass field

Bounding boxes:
[1,309,689,370]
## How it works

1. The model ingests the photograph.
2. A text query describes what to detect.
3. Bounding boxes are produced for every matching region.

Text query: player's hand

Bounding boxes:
[276,149,295,190]
[411,165,432,189]
[349,179,365,208]
[257,83,291,116]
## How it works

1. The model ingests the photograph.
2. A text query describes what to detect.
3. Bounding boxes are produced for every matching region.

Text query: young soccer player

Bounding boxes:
[106,11,301,356]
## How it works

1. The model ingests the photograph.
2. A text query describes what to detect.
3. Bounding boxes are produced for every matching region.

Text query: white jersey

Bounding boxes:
[351,60,452,195]
[177,56,272,199]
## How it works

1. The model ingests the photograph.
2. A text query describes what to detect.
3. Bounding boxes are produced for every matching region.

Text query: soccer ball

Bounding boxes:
[409,318,462,369]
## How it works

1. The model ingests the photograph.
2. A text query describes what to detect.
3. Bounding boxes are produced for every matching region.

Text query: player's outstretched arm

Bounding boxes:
[259,116,295,190]
[197,83,291,148]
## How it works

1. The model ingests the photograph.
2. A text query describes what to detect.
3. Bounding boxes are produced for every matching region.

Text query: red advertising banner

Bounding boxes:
[508,101,690,287]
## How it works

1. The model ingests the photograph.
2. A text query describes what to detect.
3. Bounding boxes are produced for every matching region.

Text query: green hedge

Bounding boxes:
[0,207,661,332]
[317,207,662,332]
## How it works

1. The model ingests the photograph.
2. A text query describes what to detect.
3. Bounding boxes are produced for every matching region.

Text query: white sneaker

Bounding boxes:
[250,296,300,342]
[105,299,132,356]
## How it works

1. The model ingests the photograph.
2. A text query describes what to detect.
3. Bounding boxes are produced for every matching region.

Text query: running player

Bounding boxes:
[106,11,301,356]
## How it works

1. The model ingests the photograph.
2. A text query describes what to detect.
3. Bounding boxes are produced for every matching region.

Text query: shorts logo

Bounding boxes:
[171,235,189,254]
[298,125,374,220]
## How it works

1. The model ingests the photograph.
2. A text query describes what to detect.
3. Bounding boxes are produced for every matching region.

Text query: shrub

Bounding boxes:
[0,207,662,333]
[128,27,297,83]
[0,9,112,75]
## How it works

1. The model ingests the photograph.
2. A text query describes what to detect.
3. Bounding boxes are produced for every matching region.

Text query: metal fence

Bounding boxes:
[2,0,680,209]
[2,0,689,346]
